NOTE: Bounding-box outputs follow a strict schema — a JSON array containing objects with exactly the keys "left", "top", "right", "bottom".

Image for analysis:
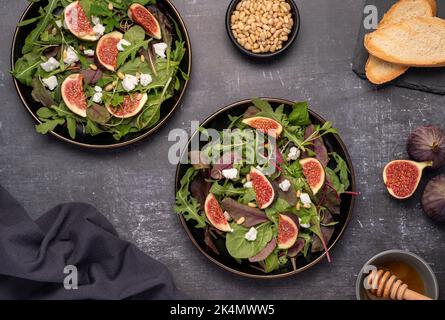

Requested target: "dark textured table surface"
[{"left": 1, "top": 0, "right": 444, "bottom": 300}]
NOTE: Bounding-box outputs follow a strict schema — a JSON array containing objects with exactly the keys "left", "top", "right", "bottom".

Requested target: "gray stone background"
[{"left": 1, "top": 0, "right": 444, "bottom": 299}]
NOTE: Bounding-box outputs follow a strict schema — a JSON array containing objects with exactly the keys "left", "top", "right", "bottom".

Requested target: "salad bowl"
[
  {"left": 11, "top": 0, "right": 191, "bottom": 148},
  {"left": 175, "top": 98, "right": 356, "bottom": 279}
]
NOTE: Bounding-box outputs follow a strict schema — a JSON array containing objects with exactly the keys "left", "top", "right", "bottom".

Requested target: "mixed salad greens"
[
  {"left": 175, "top": 98, "right": 353, "bottom": 273},
  {"left": 13, "top": 0, "right": 187, "bottom": 141}
]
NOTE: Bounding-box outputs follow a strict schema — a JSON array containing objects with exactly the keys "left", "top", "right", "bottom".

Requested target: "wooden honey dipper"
[{"left": 365, "top": 269, "right": 432, "bottom": 300}]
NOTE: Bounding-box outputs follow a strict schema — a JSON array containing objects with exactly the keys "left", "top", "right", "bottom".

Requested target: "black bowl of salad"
[
  {"left": 11, "top": 0, "right": 191, "bottom": 148},
  {"left": 175, "top": 98, "right": 357, "bottom": 279}
]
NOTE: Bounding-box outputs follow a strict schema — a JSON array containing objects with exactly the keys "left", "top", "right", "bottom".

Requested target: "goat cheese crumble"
[
  {"left": 222, "top": 168, "right": 238, "bottom": 180},
  {"left": 42, "top": 76, "right": 58, "bottom": 91},
  {"left": 40, "top": 57, "right": 60, "bottom": 72},
  {"left": 287, "top": 146, "right": 300, "bottom": 161},
  {"left": 244, "top": 227, "right": 258, "bottom": 241},
  {"left": 63, "top": 46, "right": 79, "bottom": 65},
  {"left": 243, "top": 181, "right": 253, "bottom": 188},
  {"left": 299, "top": 218, "right": 311, "bottom": 229},
  {"left": 140, "top": 73, "right": 153, "bottom": 86},
  {"left": 299, "top": 193, "right": 312, "bottom": 205},
  {"left": 122, "top": 74, "right": 139, "bottom": 92},
  {"left": 279, "top": 179, "right": 291, "bottom": 192},
  {"left": 153, "top": 42, "right": 168, "bottom": 58},
  {"left": 84, "top": 49, "right": 95, "bottom": 56}
]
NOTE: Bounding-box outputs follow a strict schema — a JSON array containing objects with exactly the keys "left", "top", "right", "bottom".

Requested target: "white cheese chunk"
[
  {"left": 243, "top": 181, "right": 253, "bottom": 189},
  {"left": 84, "top": 49, "right": 95, "bottom": 56},
  {"left": 94, "top": 86, "right": 103, "bottom": 93},
  {"left": 93, "top": 23, "right": 105, "bottom": 37},
  {"left": 299, "top": 218, "right": 311, "bottom": 229},
  {"left": 55, "top": 20, "right": 62, "bottom": 28},
  {"left": 153, "top": 42, "right": 168, "bottom": 58},
  {"left": 64, "top": 46, "right": 79, "bottom": 65},
  {"left": 42, "top": 76, "right": 58, "bottom": 91},
  {"left": 40, "top": 57, "right": 60, "bottom": 72},
  {"left": 91, "top": 16, "right": 101, "bottom": 25},
  {"left": 117, "top": 39, "right": 131, "bottom": 51},
  {"left": 287, "top": 146, "right": 300, "bottom": 161},
  {"left": 245, "top": 227, "right": 258, "bottom": 241},
  {"left": 140, "top": 73, "right": 153, "bottom": 86},
  {"left": 300, "top": 193, "right": 312, "bottom": 205},
  {"left": 279, "top": 179, "right": 291, "bottom": 192},
  {"left": 92, "top": 92, "right": 103, "bottom": 103},
  {"left": 122, "top": 74, "right": 139, "bottom": 92},
  {"left": 222, "top": 168, "right": 238, "bottom": 180}
]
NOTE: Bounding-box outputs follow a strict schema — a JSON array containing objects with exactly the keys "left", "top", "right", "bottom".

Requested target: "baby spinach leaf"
[
  {"left": 124, "top": 25, "right": 146, "bottom": 43},
  {"left": 226, "top": 223, "right": 274, "bottom": 259},
  {"left": 289, "top": 101, "right": 311, "bottom": 126},
  {"left": 66, "top": 117, "right": 77, "bottom": 139},
  {"left": 264, "top": 250, "right": 279, "bottom": 273}
]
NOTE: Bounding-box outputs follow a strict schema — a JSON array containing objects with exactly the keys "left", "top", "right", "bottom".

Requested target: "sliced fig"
[
  {"left": 383, "top": 160, "right": 432, "bottom": 199},
  {"left": 61, "top": 74, "right": 88, "bottom": 118},
  {"left": 204, "top": 193, "right": 232, "bottom": 232},
  {"left": 250, "top": 167, "right": 275, "bottom": 209},
  {"left": 96, "top": 32, "right": 123, "bottom": 71},
  {"left": 277, "top": 214, "right": 299, "bottom": 250},
  {"left": 221, "top": 198, "right": 269, "bottom": 227},
  {"left": 128, "top": 3, "right": 162, "bottom": 40},
  {"left": 64, "top": 1, "right": 97, "bottom": 41},
  {"left": 300, "top": 157, "right": 326, "bottom": 195},
  {"left": 242, "top": 116, "right": 283, "bottom": 138},
  {"left": 107, "top": 93, "right": 147, "bottom": 119}
]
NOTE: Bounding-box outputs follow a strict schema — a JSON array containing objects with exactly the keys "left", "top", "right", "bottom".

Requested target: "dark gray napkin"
[
  {"left": 352, "top": 0, "right": 445, "bottom": 95},
  {"left": 0, "top": 185, "right": 185, "bottom": 300}
]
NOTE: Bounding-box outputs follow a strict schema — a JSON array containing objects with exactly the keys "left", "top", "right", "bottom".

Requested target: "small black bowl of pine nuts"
[{"left": 226, "top": 0, "right": 300, "bottom": 58}]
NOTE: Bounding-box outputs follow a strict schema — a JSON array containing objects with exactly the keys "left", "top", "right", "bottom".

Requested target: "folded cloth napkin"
[
  {"left": 352, "top": 0, "right": 445, "bottom": 95},
  {"left": 0, "top": 185, "right": 185, "bottom": 300}
]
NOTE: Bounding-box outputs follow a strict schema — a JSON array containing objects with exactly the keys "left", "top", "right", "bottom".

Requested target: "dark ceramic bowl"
[
  {"left": 175, "top": 98, "right": 356, "bottom": 279},
  {"left": 356, "top": 250, "right": 439, "bottom": 300},
  {"left": 11, "top": 0, "right": 192, "bottom": 149},
  {"left": 225, "top": 0, "right": 300, "bottom": 58}
]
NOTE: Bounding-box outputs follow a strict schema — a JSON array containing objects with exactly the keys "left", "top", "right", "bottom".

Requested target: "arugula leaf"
[
  {"left": 22, "top": 0, "right": 60, "bottom": 54},
  {"left": 330, "top": 152, "right": 350, "bottom": 192},
  {"left": 35, "top": 118, "right": 65, "bottom": 134},
  {"left": 289, "top": 102, "right": 311, "bottom": 126},
  {"left": 116, "top": 40, "right": 150, "bottom": 68},
  {"left": 174, "top": 168, "right": 207, "bottom": 228},
  {"left": 13, "top": 50, "right": 42, "bottom": 86},
  {"left": 66, "top": 117, "right": 77, "bottom": 139},
  {"left": 226, "top": 223, "right": 274, "bottom": 259}
]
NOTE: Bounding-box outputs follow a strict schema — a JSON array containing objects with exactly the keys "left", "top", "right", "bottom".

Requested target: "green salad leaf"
[
  {"left": 174, "top": 168, "right": 206, "bottom": 228},
  {"left": 226, "top": 223, "right": 274, "bottom": 259}
]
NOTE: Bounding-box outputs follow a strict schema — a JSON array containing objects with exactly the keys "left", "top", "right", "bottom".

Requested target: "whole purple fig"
[
  {"left": 407, "top": 126, "right": 445, "bottom": 169},
  {"left": 422, "top": 175, "right": 445, "bottom": 223}
]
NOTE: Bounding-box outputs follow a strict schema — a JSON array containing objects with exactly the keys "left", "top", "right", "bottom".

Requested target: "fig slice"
[
  {"left": 300, "top": 157, "right": 326, "bottom": 195},
  {"left": 242, "top": 116, "right": 283, "bottom": 138},
  {"left": 107, "top": 93, "right": 148, "bottom": 119},
  {"left": 250, "top": 167, "right": 276, "bottom": 209},
  {"left": 128, "top": 3, "right": 162, "bottom": 40},
  {"left": 277, "top": 214, "right": 299, "bottom": 250},
  {"left": 96, "top": 32, "right": 123, "bottom": 71},
  {"left": 383, "top": 160, "right": 432, "bottom": 199},
  {"left": 204, "top": 193, "right": 232, "bottom": 232},
  {"left": 61, "top": 74, "right": 88, "bottom": 118},
  {"left": 64, "top": 1, "right": 97, "bottom": 41}
]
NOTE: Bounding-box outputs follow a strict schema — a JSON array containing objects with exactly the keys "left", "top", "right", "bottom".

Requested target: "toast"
[
  {"left": 365, "top": 0, "right": 436, "bottom": 84},
  {"left": 365, "top": 17, "right": 445, "bottom": 67}
]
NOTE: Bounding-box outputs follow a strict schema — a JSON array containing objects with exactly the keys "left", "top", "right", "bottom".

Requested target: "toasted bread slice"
[
  {"left": 379, "top": 0, "right": 434, "bottom": 28},
  {"left": 425, "top": 0, "right": 437, "bottom": 15},
  {"left": 365, "top": 17, "right": 445, "bottom": 67},
  {"left": 365, "top": 0, "right": 435, "bottom": 84}
]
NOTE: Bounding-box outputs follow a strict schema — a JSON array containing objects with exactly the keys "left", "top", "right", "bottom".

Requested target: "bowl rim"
[
  {"left": 355, "top": 249, "right": 440, "bottom": 300},
  {"left": 10, "top": 0, "right": 192, "bottom": 149},
  {"left": 174, "top": 97, "right": 357, "bottom": 279},
  {"left": 225, "top": 0, "right": 301, "bottom": 58}
]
